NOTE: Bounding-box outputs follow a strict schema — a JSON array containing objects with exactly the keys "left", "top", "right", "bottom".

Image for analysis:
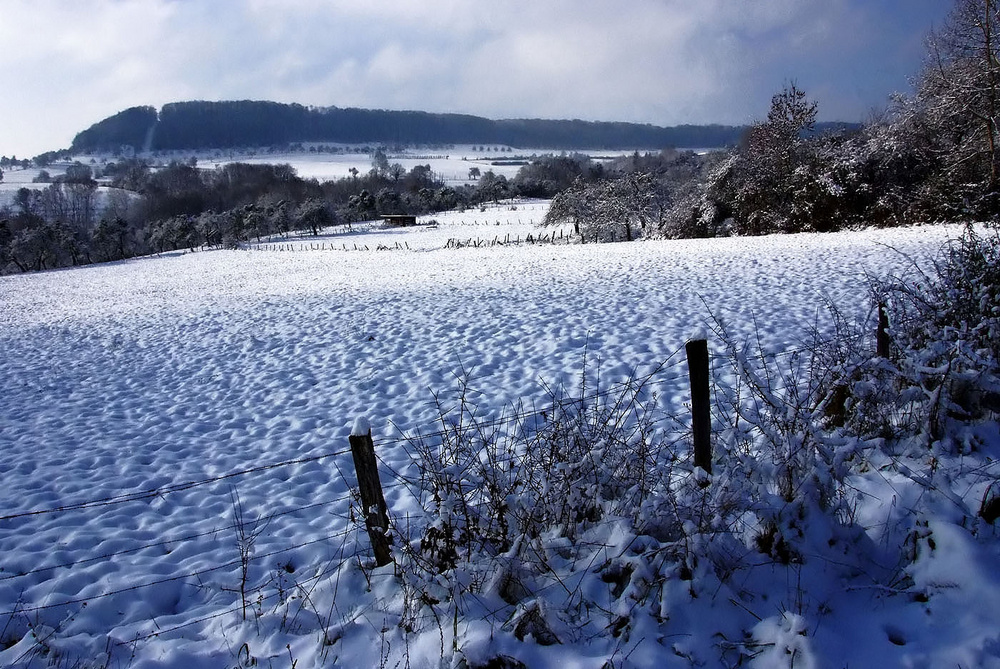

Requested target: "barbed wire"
[
  {"left": 369, "top": 360, "right": 691, "bottom": 480},
  {"left": 117, "top": 555, "right": 344, "bottom": 647},
  {"left": 374, "top": 355, "right": 690, "bottom": 448},
  {"left": 0, "top": 525, "right": 361, "bottom": 619},
  {"left": 0, "top": 492, "right": 356, "bottom": 585},
  {"left": 0, "top": 447, "right": 354, "bottom": 523},
  {"left": 3, "top": 349, "right": 689, "bottom": 528}
]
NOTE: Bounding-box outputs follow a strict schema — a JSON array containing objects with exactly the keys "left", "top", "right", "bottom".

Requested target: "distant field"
[
  {"left": 182, "top": 145, "right": 642, "bottom": 184},
  {"left": 0, "top": 146, "right": 645, "bottom": 209}
]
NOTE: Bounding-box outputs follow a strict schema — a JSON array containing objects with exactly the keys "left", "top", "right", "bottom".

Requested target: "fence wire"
[
  {"left": 0, "top": 447, "right": 354, "bottom": 523},
  {"left": 0, "top": 343, "right": 713, "bottom": 651},
  {"left": 0, "top": 524, "right": 361, "bottom": 619}
]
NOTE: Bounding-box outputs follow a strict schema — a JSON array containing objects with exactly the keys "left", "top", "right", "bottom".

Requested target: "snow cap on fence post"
[
  {"left": 688, "top": 325, "right": 708, "bottom": 343},
  {"left": 352, "top": 416, "right": 371, "bottom": 437}
]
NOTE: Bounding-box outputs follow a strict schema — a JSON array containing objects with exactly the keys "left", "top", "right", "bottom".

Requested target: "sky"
[{"left": 0, "top": 0, "right": 952, "bottom": 159}]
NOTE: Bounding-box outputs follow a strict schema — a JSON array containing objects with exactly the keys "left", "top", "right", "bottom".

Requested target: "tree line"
[
  {"left": 544, "top": 0, "right": 1000, "bottom": 241},
  {"left": 0, "top": 149, "right": 605, "bottom": 273},
  {"left": 67, "top": 100, "right": 756, "bottom": 155}
]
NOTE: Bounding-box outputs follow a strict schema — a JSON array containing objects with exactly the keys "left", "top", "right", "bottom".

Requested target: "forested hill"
[{"left": 69, "top": 100, "right": 755, "bottom": 153}]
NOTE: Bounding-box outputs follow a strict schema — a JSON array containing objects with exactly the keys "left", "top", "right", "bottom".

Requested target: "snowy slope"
[{"left": 0, "top": 208, "right": 995, "bottom": 668}]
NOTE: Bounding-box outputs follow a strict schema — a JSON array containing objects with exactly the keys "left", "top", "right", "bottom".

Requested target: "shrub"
[{"left": 878, "top": 224, "right": 1000, "bottom": 445}]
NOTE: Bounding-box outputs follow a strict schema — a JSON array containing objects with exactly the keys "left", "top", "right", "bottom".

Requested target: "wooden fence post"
[
  {"left": 877, "top": 302, "right": 890, "bottom": 358},
  {"left": 686, "top": 338, "right": 712, "bottom": 475},
  {"left": 349, "top": 418, "right": 393, "bottom": 567}
]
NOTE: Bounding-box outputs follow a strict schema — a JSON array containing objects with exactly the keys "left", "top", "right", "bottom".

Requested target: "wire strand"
[
  {"left": 0, "top": 447, "right": 353, "bottom": 523},
  {"left": 0, "top": 493, "right": 356, "bottom": 584},
  {"left": 0, "top": 526, "right": 360, "bottom": 618}
]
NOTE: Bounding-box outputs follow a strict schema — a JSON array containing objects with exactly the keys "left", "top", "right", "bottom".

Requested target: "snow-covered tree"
[
  {"left": 543, "top": 174, "right": 654, "bottom": 242},
  {"left": 924, "top": 0, "right": 1000, "bottom": 190},
  {"left": 371, "top": 147, "right": 390, "bottom": 178},
  {"left": 295, "top": 198, "right": 337, "bottom": 236},
  {"left": 726, "top": 83, "right": 820, "bottom": 234},
  {"left": 476, "top": 170, "right": 509, "bottom": 203},
  {"left": 587, "top": 173, "right": 656, "bottom": 242},
  {"left": 543, "top": 178, "right": 593, "bottom": 235}
]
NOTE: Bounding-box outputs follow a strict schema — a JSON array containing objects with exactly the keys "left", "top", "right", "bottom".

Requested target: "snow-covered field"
[
  {"left": 1, "top": 206, "right": 997, "bottom": 668},
  {"left": 0, "top": 167, "right": 50, "bottom": 207},
  {"left": 0, "top": 146, "right": 635, "bottom": 208},
  {"left": 195, "top": 145, "right": 535, "bottom": 185},
  {"left": 145, "top": 145, "right": 638, "bottom": 186}
]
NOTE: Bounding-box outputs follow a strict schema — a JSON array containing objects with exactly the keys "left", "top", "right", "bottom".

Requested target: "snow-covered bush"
[
  {"left": 399, "top": 366, "right": 684, "bottom": 573},
  {"left": 878, "top": 225, "right": 1000, "bottom": 445},
  {"left": 801, "top": 226, "right": 1000, "bottom": 458},
  {"left": 707, "top": 223, "right": 999, "bottom": 567},
  {"left": 709, "top": 312, "right": 871, "bottom": 564},
  {"left": 388, "top": 362, "right": 767, "bottom": 659}
]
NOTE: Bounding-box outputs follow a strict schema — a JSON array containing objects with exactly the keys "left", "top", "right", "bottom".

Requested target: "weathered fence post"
[
  {"left": 877, "top": 302, "right": 890, "bottom": 358},
  {"left": 685, "top": 338, "right": 712, "bottom": 475},
  {"left": 349, "top": 418, "right": 393, "bottom": 567}
]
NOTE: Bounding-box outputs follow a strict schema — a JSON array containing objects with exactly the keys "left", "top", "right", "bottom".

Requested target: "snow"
[
  {"left": 688, "top": 326, "right": 708, "bottom": 342},
  {"left": 0, "top": 206, "right": 997, "bottom": 668},
  {"left": 0, "top": 167, "right": 51, "bottom": 207},
  {"left": 351, "top": 416, "right": 370, "bottom": 437},
  {"left": 184, "top": 145, "right": 637, "bottom": 186}
]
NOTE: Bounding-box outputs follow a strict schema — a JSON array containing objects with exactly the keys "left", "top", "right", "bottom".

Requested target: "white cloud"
[{"left": 0, "top": 0, "right": 951, "bottom": 157}]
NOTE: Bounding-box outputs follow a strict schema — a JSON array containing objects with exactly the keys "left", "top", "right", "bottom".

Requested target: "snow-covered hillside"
[{"left": 0, "top": 206, "right": 996, "bottom": 668}]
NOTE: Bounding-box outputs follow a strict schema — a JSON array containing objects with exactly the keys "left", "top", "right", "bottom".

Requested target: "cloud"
[{"left": 0, "top": 0, "right": 951, "bottom": 157}]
